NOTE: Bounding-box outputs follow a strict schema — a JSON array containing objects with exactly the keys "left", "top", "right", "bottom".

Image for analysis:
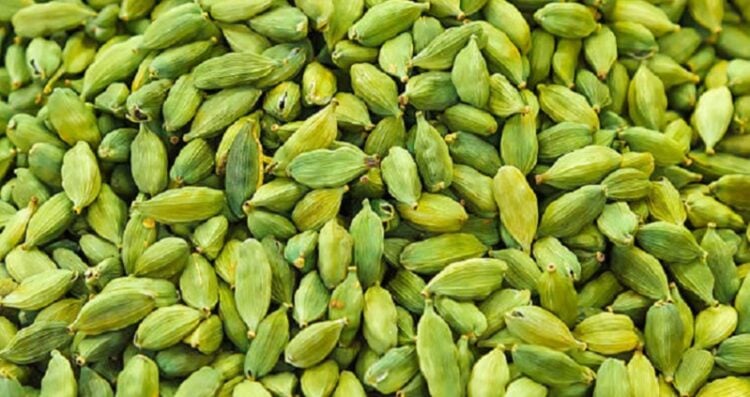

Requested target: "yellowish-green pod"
[
  {"left": 694, "top": 86, "right": 733, "bottom": 154},
  {"left": 79, "top": 366, "right": 113, "bottom": 397},
  {"left": 538, "top": 185, "right": 607, "bottom": 238},
  {"left": 302, "top": 62, "right": 337, "bottom": 107},
  {"left": 511, "top": 344, "right": 595, "bottom": 387},
  {"left": 715, "top": 334, "right": 750, "bottom": 374},
  {"left": 101, "top": 277, "right": 179, "bottom": 308},
  {"left": 224, "top": 115, "right": 263, "bottom": 218},
  {"left": 574, "top": 312, "right": 639, "bottom": 355},
  {"left": 414, "top": 113, "right": 453, "bottom": 192},
  {"left": 23, "top": 192, "right": 73, "bottom": 249},
  {"left": 82, "top": 36, "right": 148, "bottom": 99},
  {"left": 218, "top": 23, "right": 269, "bottom": 56},
  {"left": 61, "top": 141, "right": 101, "bottom": 214},
  {"left": 289, "top": 146, "right": 376, "bottom": 190},
  {"left": 348, "top": 0, "right": 428, "bottom": 47},
  {"left": 11, "top": 2, "right": 96, "bottom": 38},
  {"left": 291, "top": 186, "right": 347, "bottom": 231},
  {"left": 134, "top": 305, "right": 202, "bottom": 350},
  {"left": 185, "top": 86, "right": 264, "bottom": 142},
  {"left": 533, "top": 3, "right": 598, "bottom": 39},
  {"left": 536, "top": 145, "right": 622, "bottom": 190},
  {"left": 116, "top": 355, "right": 159, "bottom": 397},
  {"left": 271, "top": 102, "right": 338, "bottom": 175},
  {"left": 492, "top": 166, "right": 537, "bottom": 252},
  {"left": 328, "top": 268, "right": 364, "bottom": 345},
  {"left": 292, "top": 271, "right": 328, "bottom": 326},
  {"left": 400, "top": 233, "right": 486, "bottom": 274},
  {"left": 593, "top": 358, "right": 631, "bottom": 397},
  {"left": 86, "top": 184, "right": 127, "bottom": 246},
  {"left": 218, "top": 281, "right": 249, "bottom": 352},
  {"left": 209, "top": 0, "right": 273, "bottom": 22},
  {"left": 130, "top": 123, "right": 168, "bottom": 195},
  {"left": 500, "top": 110, "right": 537, "bottom": 175},
  {"left": 378, "top": 32, "right": 413, "bottom": 83},
  {"left": 506, "top": 305, "right": 584, "bottom": 351},
  {"left": 536, "top": 262, "right": 579, "bottom": 326},
  {"left": 424, "top": 258, "right": 506, "bottom": 300},
  {"left": 244, "top": 306, "right": 289, "bottom": 379},
  {"left": 505, "top": 377, "right": 547, "bottom": 397},
  {"left": 141, "top": 3, "right": 212, "bottom": 50},
  {"left": 119, "top": 0, "right": 156, "bottom": 21},
  {"left": 416, "top": 302, "right": 462, "bottom": 397},
  {"left": 628, "top": 65, "right": 668, "bottom": 131},
  {"left": 381, "top": 147, "right": 421, "bottom": 208},
  {"left": 300, "top": 360, "right": 339, "bottom": 397},
  {"left": 284, "top": 319, "right": 346, "bottom": 369},
  {"left": 332, "top": 40, "right": 378, "bottom": 70},
  {"left": 363, "top": 285, "right": 398, "bottom": 354},
  {"left": 401, "top": 71, "right": 459, "bottom": 111},
  {"left": 163, "top": 73, "right": 202, "bottom": 133},
  {"left": 70, "top": 290, "right": 155, "bottom": 335},
  {"left": 596, "top": 202, "right": 639, "bottom": 246},
  {"left": 483, "top": 0, "right": 530, "bottom": 54},
  {"left": 584, "top": 26, "right": 617, "bottom": 79},
  {"left": 451, "top": 164, "right": 496, "bottom": 218},
  {"left": 538, "top": 84, "right": 599, "bottom": 131},
  {"left": 364, "top": 345, "right": 418, "bottom": 394},
  {"left": 397, "top": 193, "right": 467, "bottom": 234},
  {"left": 1, "top": 269, "right": 76, "bottom": 311},
  {"left": 235, "top": 239, "right": 272, "bottom": 338},
  {"left": 467, "top": 347, "right": 510, "bottom": 397},
  {"left": 193, "top": 52, "right": 278, "bottom": 90},
  {"left": 611, "top": 0, "right": 679, "bottom": 36},
  {"left": 673, "top": 348, "right": 714, "bottom": 396},
  {"left": 348, "top": 199, "right": 384, "bottom": 287},
  {"left": 452, "top": 35, "right": 490, "bottom": 108},
  {"left": 696, "top": 377, "right": 750, "bottom": 397},
  {"left": 351, "top": 62, "right": 401, "bottom": 117},
  {"left": 317, "top": 219, "right": 353, "bottom": 289},
  {"left": 174, "top": 366, "right": 222, "bottom": 397},
  {"left": 182, "top": 315, "right": 223, "bottom": 355},
  {"left": 644, "top": 301, "right": 686, "bottom": 381},
  {"left": 552, "top": 38, "right": 581, "bottom": 89},
  {"left": 179, "top": 253, "right": 219, "bottom": 313},
  {"left": 411, "top": 16, "right": 443, "bottom": 56},
  {"left": 132, "top": 187, "right": 226, "bottom": 224},
  {"left": 39, "top": 350, "right": 76, "bottom": 397},
  {"left": 25, "top": 38, "right": 62, "bottom": 82},
  {"left": 693, "top": 305, "right": 738, "bottom": 350},
  {"left": 132, "top": 237, "right": 190, "bottom": 278},
  {"left": 324, "top": 0, "right": 363, "bottom": 49}
]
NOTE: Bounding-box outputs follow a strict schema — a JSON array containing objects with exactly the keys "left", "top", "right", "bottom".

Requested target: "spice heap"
[{"left": 1, "top": 0, "right": 750, "bottom": 396}]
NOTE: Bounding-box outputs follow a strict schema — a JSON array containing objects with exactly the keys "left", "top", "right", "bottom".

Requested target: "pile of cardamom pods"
[{"left": 1, "top": 0, "right": 750, "bottom": 395}]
